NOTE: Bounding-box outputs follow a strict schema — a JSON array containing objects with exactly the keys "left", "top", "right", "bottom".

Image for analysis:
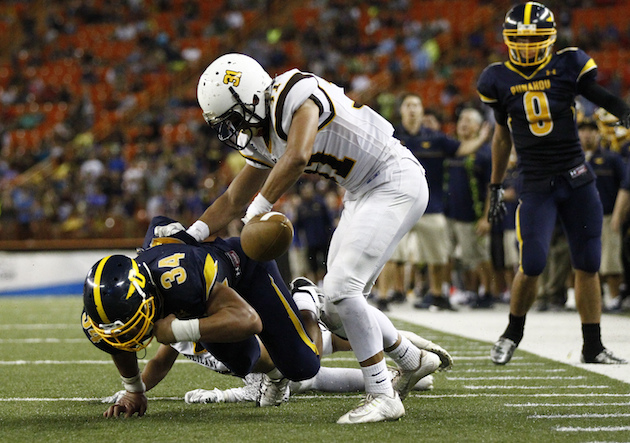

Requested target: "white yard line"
[
  {"left": 530, "top": 413, "right": 630, "bottom": 418},
  {"left": 388, "top": 303, "right": 630, "bottom": 384},
  {"left": 555, "top": 425, "right": 630, "bottom": 432},
  {"left": 506, "top": 401, "right": 630, "bottom": 407}
]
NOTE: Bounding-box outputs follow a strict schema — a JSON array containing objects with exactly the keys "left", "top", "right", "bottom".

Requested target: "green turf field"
[{"left": 1, "top": 296, "right": 629, "bottom": 442}]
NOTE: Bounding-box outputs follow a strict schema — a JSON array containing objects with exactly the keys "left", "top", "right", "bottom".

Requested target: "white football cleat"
[
  {"left": 257, "top": 374, "right": 290, "bottom": 407},
  {"left": 399, "top": 330, "right": 453, "bottom": 371},
  {"left": 185, "top": 388, "right": 225, "bottom": 404},
  {"left": 392, "top": 350, "right": 440, "bottom": 400},
  {"left": 290, "top": 277, "right": 324, "bottom": 318},
  {"left": 388, "top": 368, "right": 434, "bottom": 391},
  {"left": 337, "top": 392, "right": 405, "bottom": 424}
]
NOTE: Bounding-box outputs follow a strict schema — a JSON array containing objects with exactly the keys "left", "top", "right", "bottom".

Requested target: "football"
[{"left": 241, "top": 211, "right": 294, "bottom": 261}]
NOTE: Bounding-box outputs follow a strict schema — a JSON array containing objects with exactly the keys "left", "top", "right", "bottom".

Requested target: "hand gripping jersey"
[
  {"left": 239, "top": 69, "right": 409, "bottom": 194},
  {"left": 477, "top": 48, "right": 596, "bottom": 182}
]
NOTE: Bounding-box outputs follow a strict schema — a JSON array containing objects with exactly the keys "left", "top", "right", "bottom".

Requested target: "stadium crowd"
[{"left": 2, "top": 0, "right": 630, "bottom": 311}]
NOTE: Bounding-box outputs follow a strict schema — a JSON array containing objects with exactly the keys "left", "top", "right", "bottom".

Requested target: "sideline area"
[{"left": 388, "top": 302, "right": 630, "bottom": 384}]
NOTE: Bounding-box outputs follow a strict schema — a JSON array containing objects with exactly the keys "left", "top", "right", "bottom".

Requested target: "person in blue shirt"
[
  {"left": 444, "top": 108, "right": 494, "bottom": 308},
  {"left": 294, "top": 180, "right": 334, "bottom": 285},
  {"left": 478, "top": 2, "right": 628, "bottom": 365},
  {"left": 384, "top": 93, "right": 489, "bottom": 311},
  {"left": 581, "top": 116, "right": 626, "bottom": 305}
]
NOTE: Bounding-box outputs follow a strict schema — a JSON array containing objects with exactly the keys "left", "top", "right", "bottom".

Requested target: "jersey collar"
[{"left": 504, "top": 54, "right": 553, "bottom": 80}]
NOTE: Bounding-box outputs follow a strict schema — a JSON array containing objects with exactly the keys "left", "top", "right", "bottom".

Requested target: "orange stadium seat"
[{"left": 292, "top": 7, "right": 321, "bottom": 31}]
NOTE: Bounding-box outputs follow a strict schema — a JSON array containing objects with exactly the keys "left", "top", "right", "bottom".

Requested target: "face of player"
[{"left": 515, "top": 36, "right": 548, "bottom": 64}]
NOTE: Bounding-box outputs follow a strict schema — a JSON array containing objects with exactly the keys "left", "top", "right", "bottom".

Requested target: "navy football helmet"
[
  {"left": 83, "top": 255, "right": 160, "bottom": 352},
  {"left": 503, "top": 2, "right": 556, "bottom": 67}
]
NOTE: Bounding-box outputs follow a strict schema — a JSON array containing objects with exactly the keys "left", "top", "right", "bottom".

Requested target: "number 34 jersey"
[
  {"left": 477, "top": 47, "right": 596, "bottom": 179},
  {"left": 239, "top": 69, "right": 414, "bottom": 194}
]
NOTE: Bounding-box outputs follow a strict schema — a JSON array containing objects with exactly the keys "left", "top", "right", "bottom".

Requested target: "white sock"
[
  {"left": 361, "top": 359, "right": 393, "bottom": 396},
  {"left": 387, "top": 336, "right": 422, "bottom": 371}
]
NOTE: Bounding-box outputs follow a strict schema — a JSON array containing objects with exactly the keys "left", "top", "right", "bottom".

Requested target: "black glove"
[
  {"left": 488, "top": 183, "right": 507, "bottom": 225},
  {"left": 621, "top": 111, "right": 630, "bottom": 129}
]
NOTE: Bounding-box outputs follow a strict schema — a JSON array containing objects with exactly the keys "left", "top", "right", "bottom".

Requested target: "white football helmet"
[{"left": 197, "top": 53, "right": 272, "bottom": 150}]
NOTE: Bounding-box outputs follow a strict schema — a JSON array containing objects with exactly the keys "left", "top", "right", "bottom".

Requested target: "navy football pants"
[{"left": 516, "top": 178, "right": 602, "bottom": 276}]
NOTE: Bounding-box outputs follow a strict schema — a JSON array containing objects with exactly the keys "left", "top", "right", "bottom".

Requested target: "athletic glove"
[
  {"left": 154, "top": 222, "right": 185, "bottom": 237},
  {"left": 488, "top": 183, "right": 507, "bottom": 225},
  {"left": 102, "top": 390, "right": 126, "bottom": 404}
]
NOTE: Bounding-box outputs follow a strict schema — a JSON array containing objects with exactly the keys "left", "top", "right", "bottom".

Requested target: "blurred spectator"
[{"left": 293, "top": 180, "right": 334, "bottom": 285}]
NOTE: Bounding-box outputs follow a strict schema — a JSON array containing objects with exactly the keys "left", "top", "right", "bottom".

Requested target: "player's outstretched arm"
[
  {"left": 192, "top": 164, "right": 269, "bottom": 240},
  {"left": 141, "top": 344, "right": 180, "bottom": 391},
  {"left": 104, "top": 352, "right": 147, "bottom": 418}
]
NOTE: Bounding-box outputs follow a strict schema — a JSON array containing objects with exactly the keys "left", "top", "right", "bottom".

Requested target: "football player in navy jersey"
[
  {"left": 179, "top": 54, "right": 442, "bottom": 423},
  {"left": 81, "top": 216, "right": 321, "bottom": 417},
  {"left": 478, "top": 2, "right": 628, "bottom": 365}
]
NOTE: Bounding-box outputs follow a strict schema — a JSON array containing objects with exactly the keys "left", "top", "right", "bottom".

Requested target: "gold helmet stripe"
[
  {"left": 524, "top": 2, "right": 533, "bottom": 25},
  {"left": 93, "top": 255, "right": 112, "bottom": 324}
]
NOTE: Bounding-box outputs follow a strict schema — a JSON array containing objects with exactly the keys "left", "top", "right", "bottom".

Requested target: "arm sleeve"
[{"left": 579, "top": 80, "right": 630, "bottom": 120}]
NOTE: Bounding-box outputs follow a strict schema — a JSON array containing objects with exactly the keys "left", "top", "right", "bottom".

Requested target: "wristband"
[
  {"left": 121, "top": 373, "right": 146, "bottom": 393},
  {"left": 243, "top": 193, "right": 274, "bottom": 224},
  {"left": 171, "top": 318, "right": 201, "bottom": 343},
  {"left": 186, "top": 220, "right": 210, "bottom": 242}
]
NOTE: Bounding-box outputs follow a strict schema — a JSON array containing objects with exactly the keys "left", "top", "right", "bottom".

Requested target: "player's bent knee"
[
  {"left": 280, "top": 355, "right": 320, "bottom": 381},
  {"left": 520, "top": 261, "right": 546, "bottom": 277}
]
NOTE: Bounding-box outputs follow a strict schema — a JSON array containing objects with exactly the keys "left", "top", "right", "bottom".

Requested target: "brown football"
[{"left": 241, "top": 211, "right": 294, "bottom": 261}]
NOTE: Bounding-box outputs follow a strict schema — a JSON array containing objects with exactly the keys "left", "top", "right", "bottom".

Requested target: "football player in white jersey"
[{"left": 179, "top": 53, "right": 440, "bottom": 423}]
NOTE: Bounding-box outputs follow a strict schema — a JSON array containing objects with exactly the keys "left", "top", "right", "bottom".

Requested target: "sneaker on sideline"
[
  {"left": 491, "top": 337, "right": 517, "bottom": 365},
  {"left": 581, "top": 348, "right": 628, "bottom": 364}
]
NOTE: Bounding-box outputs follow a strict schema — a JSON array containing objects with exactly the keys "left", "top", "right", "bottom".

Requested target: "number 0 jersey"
[
  {"left": 239, "top": 69, "right": 415, "bottom": 194},
  {"left": 477, "top": 47, "right": 597, "bottom": 180}
]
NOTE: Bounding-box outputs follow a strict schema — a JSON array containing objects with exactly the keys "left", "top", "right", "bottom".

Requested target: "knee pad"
[{"left": 571, "top": 237, "right": 601, "bottom": 273}]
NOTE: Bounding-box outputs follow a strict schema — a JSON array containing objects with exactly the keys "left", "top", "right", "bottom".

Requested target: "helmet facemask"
[
  {"left": 203, "top": 85, "right": 268, "bottom": 150},
  {"left": 88, "top": 292, "right": 156, "bottom": 353},
  {"left": 503, "top": 30, "right": 556, "bottom": 66}
]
